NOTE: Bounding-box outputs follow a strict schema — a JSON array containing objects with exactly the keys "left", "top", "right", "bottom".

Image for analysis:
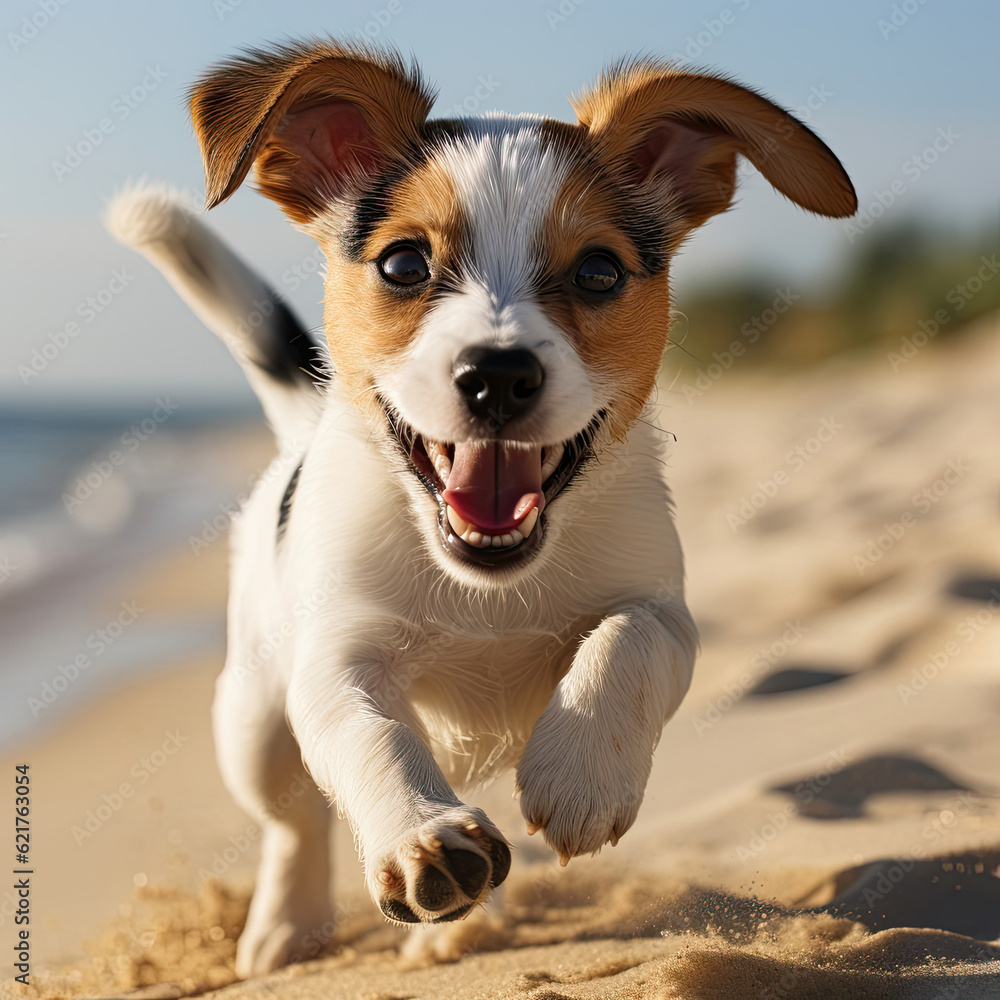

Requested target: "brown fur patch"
[
  {"left": 572, "top": 58, "right": 857, "bottom": 226},
  {"left": 189, "top": 45, "right": 854, "bottom": 444},
  {"left": 529, "top": 59, "right": 857, "bottom": 438},
  {"left": 534, "top": 147, "right": 673, "bottom": 439},
  {"left": 554, "top": 278, "right": 672, "bottom": 442},
  {"left": 320, "top": 158, "right": 467, "bottom": 415},
  {"left": 188, "top": 41, "right": 433, "bottom": 221}
]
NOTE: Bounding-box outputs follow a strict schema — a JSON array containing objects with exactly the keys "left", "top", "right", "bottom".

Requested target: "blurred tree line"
[{"left": 669, "top": 219, "right": 999, "bottom": 370}]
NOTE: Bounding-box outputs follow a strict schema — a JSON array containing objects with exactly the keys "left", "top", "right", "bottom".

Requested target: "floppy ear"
[
  {"left": 572, "top": 60, "right": 856, "bottom": 236},
  {"left": 189, "top": 40, "right": 434, "bottom": 224}
]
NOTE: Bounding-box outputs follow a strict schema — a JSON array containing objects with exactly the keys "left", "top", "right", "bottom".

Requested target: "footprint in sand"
[
  {"left": 818, "top": 851, "right": 1000, "bottom": 940},
  {"left": 745, "top": 665, "right": 852, "bottom": 697},
  {"left": 947, "top": 574, "right": 1000, "bottom": 603},
  {"left": 770, "top": 753, "right": 976, "bottom": 819}
]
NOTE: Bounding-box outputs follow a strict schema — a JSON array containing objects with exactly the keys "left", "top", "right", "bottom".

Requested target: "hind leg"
[{"left": 213, "top": 659, "right": 334, "bottom": 977}]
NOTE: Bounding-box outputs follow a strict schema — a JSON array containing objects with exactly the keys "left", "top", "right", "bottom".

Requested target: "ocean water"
[{"left": 0, "top": 404, "right": 262, "bottom": 749}]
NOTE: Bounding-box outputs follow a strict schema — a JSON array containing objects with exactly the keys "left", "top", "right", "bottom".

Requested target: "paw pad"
[{"left": 374, "top": 811, "right": 510, "bottom": 924}]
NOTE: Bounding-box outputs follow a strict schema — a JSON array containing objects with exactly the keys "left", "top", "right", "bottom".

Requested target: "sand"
[{"left": 3, "top": 318, "right": 998, "bottom": 999}]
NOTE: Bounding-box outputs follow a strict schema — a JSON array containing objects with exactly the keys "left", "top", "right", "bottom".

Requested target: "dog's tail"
[{"left": 105, "top": 181, "right": 324, "bottom": 441}]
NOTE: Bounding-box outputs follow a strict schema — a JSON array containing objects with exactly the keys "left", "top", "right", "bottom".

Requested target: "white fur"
[
  {"left": 109, "top": 169, "right": 697, "bottom": 977},
  {"left": 104, "top": 182, "right": 322, "bottom": 439},
  {"left": 380, "top": 118, "right": 600, "bottom": 448},
  {"left": 382, "top": 282, "right": 599, "bottom": 448},
  {"left": 438, "top": 115, "right": 569, "bottom": 305}
]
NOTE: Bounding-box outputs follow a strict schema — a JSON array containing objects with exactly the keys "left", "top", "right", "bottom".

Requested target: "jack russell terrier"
[{"left": 107, "top": 40, "right": 856, "bottom": 976}]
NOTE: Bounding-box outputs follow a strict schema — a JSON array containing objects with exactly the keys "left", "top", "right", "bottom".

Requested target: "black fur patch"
[
  {"left": 341, "top": 117, "right": 666, "bottom": 279},
  {"left": 339, "top": 121, "right": 469, "bottom": 263},
  {"left": 619, "top": 209, "right": 668, "bottom": 276},
  {"left": 276, "top": 461, "right": 303, "bottom": 541},
  {"left": 256, "top": 299, "right": 323, "bottom": 386},
  {"left": 340, "top": 160, "right": 422, "bottom": 263}
]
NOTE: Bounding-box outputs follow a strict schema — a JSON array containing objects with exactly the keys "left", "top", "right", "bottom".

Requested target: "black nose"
[{"left": 452, "top": 347, "right": 545, "bottom": 425}]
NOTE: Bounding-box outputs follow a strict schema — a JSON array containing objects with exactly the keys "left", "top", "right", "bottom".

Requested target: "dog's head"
[{"left": 189, "top": 41, "right": 855, "bottom": 583}]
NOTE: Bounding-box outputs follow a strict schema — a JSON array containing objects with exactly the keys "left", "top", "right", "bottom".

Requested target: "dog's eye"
[
  {"left": 379, "top": 246, "right": 429, "bottom": 286},
  {"left": 574, "top": 254, "right": 621, "bottom": 293}
]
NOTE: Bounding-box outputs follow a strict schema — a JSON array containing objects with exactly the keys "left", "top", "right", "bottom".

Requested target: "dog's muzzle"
[{"left": 380, "top": 395, "right": 602, "bottom": 569}]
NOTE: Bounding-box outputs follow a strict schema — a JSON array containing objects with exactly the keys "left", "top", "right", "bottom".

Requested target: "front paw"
[
  {"left": 370, "top": 806, "right": 511, "bottom": 924},
  {"left": 515, "top": 716, "right": 649, "bottom": 864}
]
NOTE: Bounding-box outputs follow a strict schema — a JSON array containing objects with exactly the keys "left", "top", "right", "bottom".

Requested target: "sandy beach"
[{"left": 3, "top": 318, "right": 999, "bottom": 1000}]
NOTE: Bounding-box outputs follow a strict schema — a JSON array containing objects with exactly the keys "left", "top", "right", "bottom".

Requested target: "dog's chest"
[{"left": 387, "top": 620, "right": 589, "bottom": 787}]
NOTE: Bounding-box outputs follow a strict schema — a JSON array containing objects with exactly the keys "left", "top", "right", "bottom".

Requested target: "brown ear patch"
[
  {"left": 188, "top": 40, "right": 434, "bottom": 223},
  {"left": 572, "top": 58, "right": 857, "bottom": 233}
]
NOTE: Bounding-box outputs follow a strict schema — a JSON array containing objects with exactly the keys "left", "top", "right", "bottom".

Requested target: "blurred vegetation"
[{"left": 669, "top": 219, "right": 999, "bottom": 372}]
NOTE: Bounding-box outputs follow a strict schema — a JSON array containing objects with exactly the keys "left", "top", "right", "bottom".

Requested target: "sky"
[{"left": 1, "top": 0, "right": 996, "bottom": 406}]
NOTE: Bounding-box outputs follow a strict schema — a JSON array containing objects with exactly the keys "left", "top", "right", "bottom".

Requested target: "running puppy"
[{"left": 108, "top": 41, "right": 856, "bottom": 976}]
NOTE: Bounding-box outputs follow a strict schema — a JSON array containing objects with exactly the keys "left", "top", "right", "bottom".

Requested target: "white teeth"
[
  {"left": 541, "top": 442, "right": 565, "bottom": 481},
  {"left": 444, "top": 503, "right": 541, "bottom": 551},
  {"left": 519, "top": 507, "right": 539, "bottom": 538},
  {"left": 446, "top": 506, "right": 468, "bottom": 536},
  {"left": 425, "top": 439, "right": 452, "bottom": 481}
]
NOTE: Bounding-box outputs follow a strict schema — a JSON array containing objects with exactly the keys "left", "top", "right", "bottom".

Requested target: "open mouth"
[{"left": 380, "top": 402, "right": 600, "bottom": 567}]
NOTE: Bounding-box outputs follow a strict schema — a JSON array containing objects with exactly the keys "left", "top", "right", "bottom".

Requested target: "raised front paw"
[
  {"left": 372, "top": 807, "right": 511, "bottom": 924},
  {"left": 515, "top": 718, "right": 650, "bottom": 865}
]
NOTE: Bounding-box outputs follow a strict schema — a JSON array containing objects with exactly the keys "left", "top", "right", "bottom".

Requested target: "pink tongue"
[{"left": 443, "top": 442, "right": 543, "bottom": 533}]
